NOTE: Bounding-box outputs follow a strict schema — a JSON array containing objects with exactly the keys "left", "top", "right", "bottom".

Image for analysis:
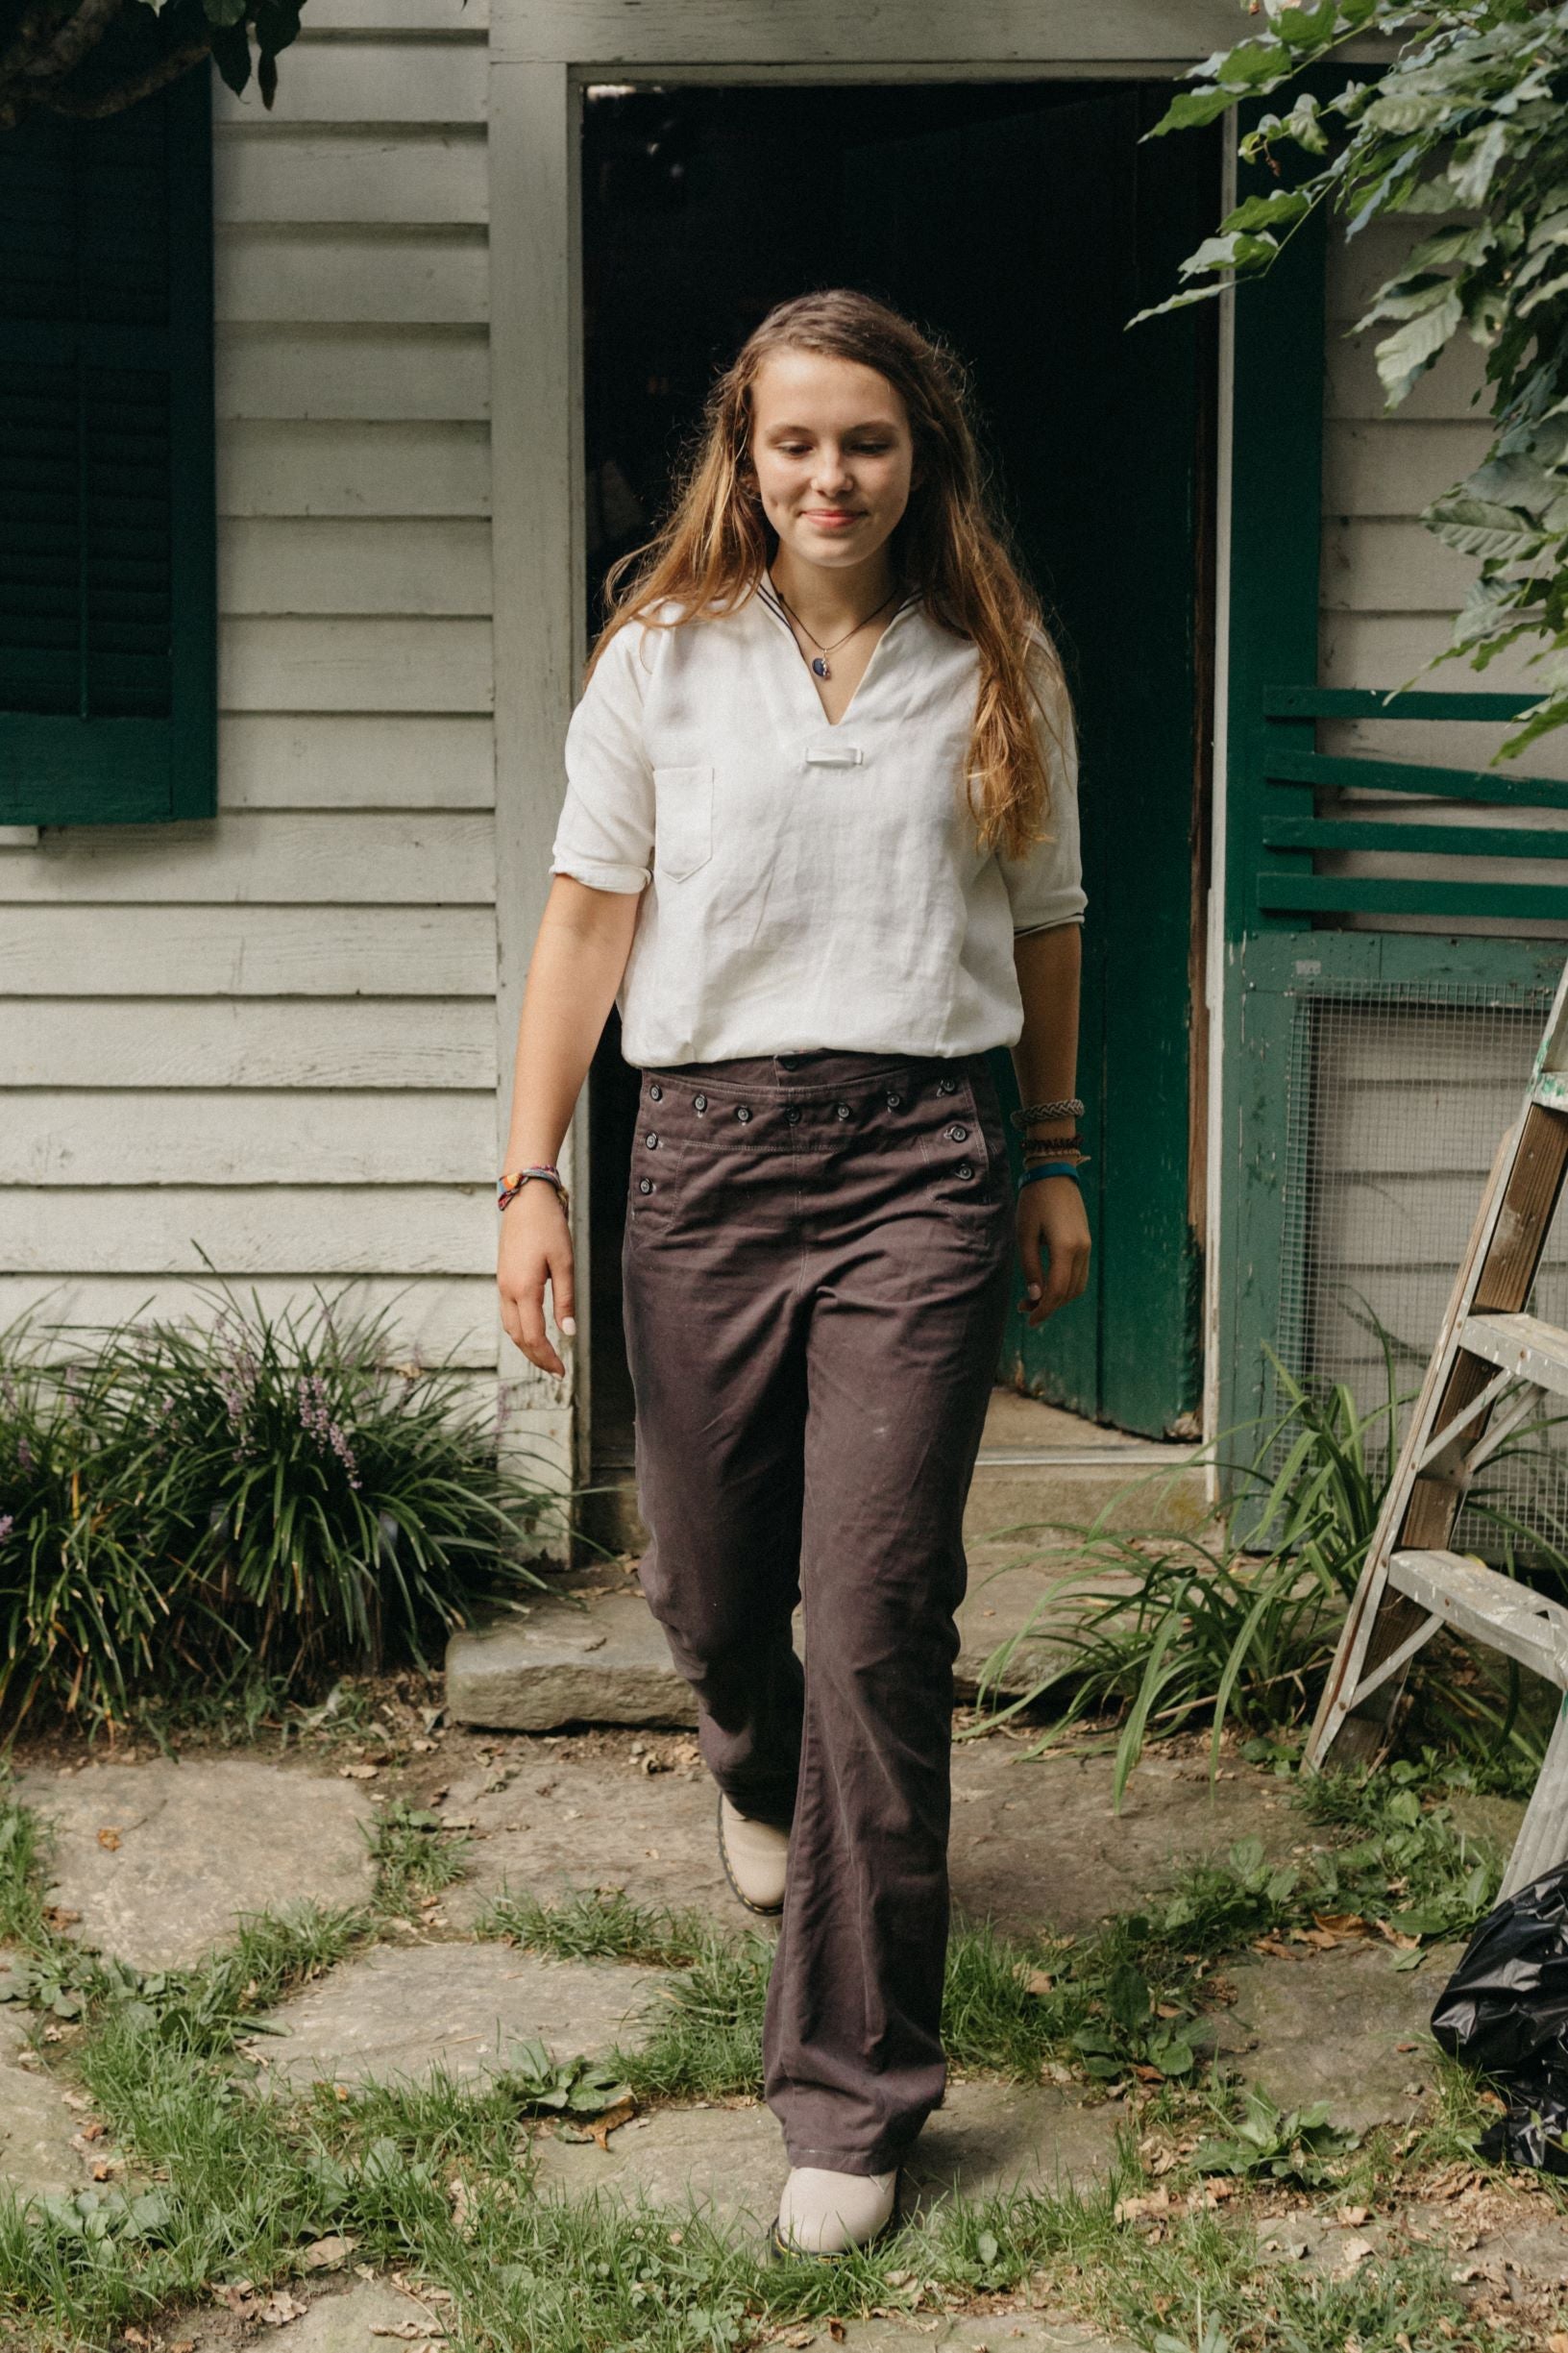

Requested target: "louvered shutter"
[{"left": 0, "top": 64, "right": 214, "bottom": 824}]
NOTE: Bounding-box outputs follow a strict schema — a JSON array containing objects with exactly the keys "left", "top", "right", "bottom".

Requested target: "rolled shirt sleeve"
[
  {"left": 997, "top": 675, "right": 1087, "bottom": 937},
  {"left": 549, "top": 620, "right": 656, "bottom": 895}
]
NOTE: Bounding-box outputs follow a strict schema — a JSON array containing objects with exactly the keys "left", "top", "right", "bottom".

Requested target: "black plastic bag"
[{"left": 1430, "top": 1861, "right": 1568, "bottom": 2172}]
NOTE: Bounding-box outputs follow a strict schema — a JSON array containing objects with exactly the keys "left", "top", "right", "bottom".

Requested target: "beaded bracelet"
[
  {"left": 498, "top": 1164, "right": 570, "bottom": 1215},
  {"left": 1019, "top": 1163, "right": 1082, "bottom": 1189}
]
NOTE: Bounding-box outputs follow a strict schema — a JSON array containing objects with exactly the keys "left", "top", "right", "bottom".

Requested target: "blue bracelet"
[{"left": 1018, "top": 1163, "right": 1082, "bottom": 1189}]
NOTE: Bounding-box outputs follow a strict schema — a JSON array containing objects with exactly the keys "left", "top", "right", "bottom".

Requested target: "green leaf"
[
  {"left": 1221, "top": 188, "right": 1313, "bottom": 235},
  {"left": 1147, "top": 86, "right": 1239, "bottom": 137},
  {"left": 1107, "top": 1962, "right": 1151, "bottom": 2033},
  {"left": 1376, "top": 283, "right": 1463, "bottom": 404}
]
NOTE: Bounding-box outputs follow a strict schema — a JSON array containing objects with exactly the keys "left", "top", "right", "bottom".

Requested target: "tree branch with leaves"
[
  {"left": 0, "top": 0, "right": 305, "bottom": 130},
  {"left": 1144, "top": 0, "right": 1568, "bottom": 762}
]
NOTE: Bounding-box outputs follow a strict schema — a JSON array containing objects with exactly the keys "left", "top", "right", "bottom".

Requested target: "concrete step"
[
  {"left": 446, "top": 1535, "right": 1145, "bottom": 1735},
  {"left": 580, "top": 1390, "right": 1210, "bottom": 1561},
  {"left": 454, "top": 1393, "right": 1211, "bottom": 1735}
]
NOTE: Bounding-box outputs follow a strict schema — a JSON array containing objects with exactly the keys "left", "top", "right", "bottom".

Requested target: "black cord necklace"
[{"left": 769, "top": 576, "right": 900, "bottom": 680}]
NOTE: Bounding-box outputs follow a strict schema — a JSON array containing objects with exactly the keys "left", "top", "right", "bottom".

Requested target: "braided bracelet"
[
  {"left": 1011, "top": 1095, "right": 1085, "bottom": 1133},
  {"left": 498, "top": 1164, "right": 570, "bottom": 1215}
]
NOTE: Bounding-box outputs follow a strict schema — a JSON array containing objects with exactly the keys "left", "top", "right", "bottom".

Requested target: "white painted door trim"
[{"left": 487, "top": 4, "right": 1246, "bottom": 1505}]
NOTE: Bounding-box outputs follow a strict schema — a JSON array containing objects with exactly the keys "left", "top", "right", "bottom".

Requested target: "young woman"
[{"left": 496, "top": 288, "right": 1090, "bottom": 2260}]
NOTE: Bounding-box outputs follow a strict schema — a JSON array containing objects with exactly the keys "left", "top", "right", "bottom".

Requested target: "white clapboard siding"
[
  {"left": 0, "top": 910, "right": 495, "bottom": 996},
  {"left": 0, "top": 815, "right": 494, "bottom": 904},
  {"left": 4, "top": 1189, "right": 490, "bottom": 1276},
  {"left": 1320, "top": 518, "right": 1475, "bottom": 614},
  {"left": 214, "top": 130, "right": 488, "bottom": 226},
  {"left": 219, "top": 422, "right": 490, "bottom": 515},
  {"left": 0, "top": 1001, "right": 495, "bottom": 1090},
  {"left": 0, "top": 13, "right": 513, "bottom": 1374},
  {"left": 221, "top": 716, "right": 495, "bottom": 809},
  {"left": 2, "top": 1093, "right": 493, "bottom": 1186},
  {"left": 222, "top": 518, "right": 492, "bottom": 616},
  {"left": 300, "top": 1, "right": 487, "bottom": 31},
  {"left": 1325, "top": 325, "right": 1489, "bottom": 425},
  {"left": 0, "top": 1278, "right": 502, "bottom": 1370},
  {"left": 1322, "top": 420, "right": 1487, "bottom": 520},
  {"left": 217, "top": 228, "right": 488, "bottom": 326},
  {"left": 217, "top": 326, "right": 489, "bottom": 421},
  {"left": 213, "top": 39, "right": 486, "bottom": 125},
  {"left": 221, "top": 618, "right": 494, "bottom": 714}
]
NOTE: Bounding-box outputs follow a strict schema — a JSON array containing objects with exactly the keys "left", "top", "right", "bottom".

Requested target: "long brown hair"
[{"left": 585, "top": 288, "right": 1072, "bottom": 861}]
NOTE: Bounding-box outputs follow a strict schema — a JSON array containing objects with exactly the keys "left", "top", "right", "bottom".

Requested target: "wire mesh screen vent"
[{"left": 1272, "top": 977, "right": 1568, "bottom": 1560}]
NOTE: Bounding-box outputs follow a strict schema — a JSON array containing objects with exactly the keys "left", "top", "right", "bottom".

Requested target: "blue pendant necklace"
[{"left": 770, "top": 577, "right": 899, "bottom": 680}]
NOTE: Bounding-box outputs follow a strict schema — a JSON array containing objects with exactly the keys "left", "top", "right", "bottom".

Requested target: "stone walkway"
[{"left": 2, "top": 1710, "right": 1561, "bottom": 2351}]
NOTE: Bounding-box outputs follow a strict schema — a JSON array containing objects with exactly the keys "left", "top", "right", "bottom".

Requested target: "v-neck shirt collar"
[{"left": 754, "top": 570, "right": 924, "bottom": 733}]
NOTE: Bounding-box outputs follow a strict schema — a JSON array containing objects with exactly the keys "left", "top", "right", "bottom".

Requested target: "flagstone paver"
[
  {"left": 1224, "top": 1940, "right": 1461, "bottom": 2132},
  {"left": 179, "top": 2275, "right": 440, "bottom": 2353},
  {"left": 249, "top": 1941, "right": 660, "bottom": 2093},
  {"left": 14, "top": 1758, "right": 378, "bottom": 1973},
  {"left": 444, "top": 1738, "right": 1291, "bottom": 1942},
  {"left": 835, "top": 2319, "right": 1131, "bottom": 2353},
  {"left": 531, "top": 2078, "right": 1119, "bottom": 2226},
  {"left": 0, "top": 2008, "right": 85, "bottom": 2203}
]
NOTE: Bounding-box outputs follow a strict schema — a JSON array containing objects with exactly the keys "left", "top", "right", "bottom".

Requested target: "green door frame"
[{"left": 1215, "top": 124, "right": 1567, "bottom": 1467}]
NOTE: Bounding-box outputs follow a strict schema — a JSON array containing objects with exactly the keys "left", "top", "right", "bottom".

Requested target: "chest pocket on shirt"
[{"left": 652, "top": 763, "right": 714, "bottom": 882}]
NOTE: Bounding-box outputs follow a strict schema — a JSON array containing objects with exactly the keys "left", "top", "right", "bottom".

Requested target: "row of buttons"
[{"left": 636, "top": 1075, "right": 979, "bottom": 1189}]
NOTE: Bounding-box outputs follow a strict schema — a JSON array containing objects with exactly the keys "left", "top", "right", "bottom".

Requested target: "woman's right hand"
[{"left": 497, "top": 1184, "right": 576, "bottom": 1377}]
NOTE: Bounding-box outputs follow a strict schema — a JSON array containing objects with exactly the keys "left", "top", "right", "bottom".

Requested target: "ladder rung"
[
  {"left": 1460, "top": 1311, "right": 1568, "bottom": 1400},
  {"left": 1386, "top": 1549, "right": 1568, "bottom": 1687}
]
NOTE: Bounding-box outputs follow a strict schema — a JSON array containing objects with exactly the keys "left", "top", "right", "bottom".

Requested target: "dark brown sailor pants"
[{"left": 620, "top": 1045, "right": 1016, "bottom": 2174}]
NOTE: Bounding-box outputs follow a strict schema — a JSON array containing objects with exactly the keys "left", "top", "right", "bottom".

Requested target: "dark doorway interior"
[{"left": 580, "top": 82, "right": 1219, "bottom": 1499}]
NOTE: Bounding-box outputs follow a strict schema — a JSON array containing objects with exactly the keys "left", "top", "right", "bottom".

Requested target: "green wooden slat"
[
  {"left": 1255, "top": 871, "right": 1568, "bottom": 919},
  {"left": 1264, "top": 686, "right": 1540, "bottom": 722},
  {"left": 1265, "top": 745, "right": 1568, "bottom": 809},
  {"left": 1264, "top": 817, "right": 1568, "bottom": 860}
]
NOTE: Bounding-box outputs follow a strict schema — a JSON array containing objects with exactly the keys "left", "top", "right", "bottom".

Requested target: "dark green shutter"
[{"left": 0, "top": 64, "right": 215, "bottom": 825}]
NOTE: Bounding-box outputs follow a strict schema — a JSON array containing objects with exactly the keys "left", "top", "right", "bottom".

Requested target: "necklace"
[{"left": 768, "top": 576, "right": 900, "bottom": 679}]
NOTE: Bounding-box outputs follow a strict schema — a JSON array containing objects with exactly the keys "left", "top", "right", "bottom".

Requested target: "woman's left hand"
[{"left": 1016, "top": 1175, "right": 1090, "bottom": 1326}]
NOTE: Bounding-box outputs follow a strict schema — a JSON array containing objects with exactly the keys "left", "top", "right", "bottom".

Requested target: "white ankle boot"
[
  {"left": 716, "top": 1793, "right": 790, "bottom": 1915},
  {"left": 773, "top": 2165, "right": 899, "bottom": 2258}
]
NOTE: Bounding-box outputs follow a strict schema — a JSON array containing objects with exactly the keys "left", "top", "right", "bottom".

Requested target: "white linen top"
[{"left": 548, "top": 574, "right": 1087, "bottom": 1067}]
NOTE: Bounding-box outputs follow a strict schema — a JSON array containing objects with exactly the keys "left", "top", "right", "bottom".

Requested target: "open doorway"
[{"left": 580, "top": 81, "right": 1221, "bottom": 1507}]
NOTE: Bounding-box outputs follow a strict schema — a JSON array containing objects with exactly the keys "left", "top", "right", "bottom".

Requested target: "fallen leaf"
[
  {"left": 42, "top": 1906, "right": 81, "bottom": 1930},
  {"left": 1024, "top": 1969, "right": 1054, "bottom": 1996},
  {"left": 783, "top": 2333, "right": 816, "bottom": 2349},
  {"left": 1338, "top": 2237, "right": 1375, "bottom": 2274},
  {"left": 1546, "top": 2334, "right": 1568, "bottom": 2353},
  {"left": 258, "top": 2290, "right": 307, "bottom": 2326},
  {"left": 96, "top": 1827, "right": 121, "bottom": 1851},
  {"left": 1313, "top": 1913, "right": 1370, "bottom": 1939},
  {"left": 827, "top": 2325, "right": 846, "bottom": 2346},
  {"left": 340, "top": 1764, "right": 379, "bottom": 1781},
  {"left": 1115, "top": 2190, "right": 1171, "bottom": 2223},
  {"left": 1375, "top": 1919, "right": 1421, "bottom": 1952},
  {"left": 1336, "top": 2205, "right": 1370, "bottom": 2227},
  {"left": 1252, "top": 1937, "right": 1297, "bottom": 1961},
  {"left": 70, "top": 2121, "right": 107, "bottom": 2145},
  {"left": 302, "top": 2235, "right": 355, "bottom": 2271},
  {"left": 591, "top": 2096, "right": 637, "bottom": 2150}
]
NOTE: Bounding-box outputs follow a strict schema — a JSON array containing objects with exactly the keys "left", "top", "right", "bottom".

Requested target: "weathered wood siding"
[
  {"left": 1320, "top": 214, "right": 1568, "bottom": 937},
  {"left": 0, "top": 0, "right": 500, "bottom": 1381}
]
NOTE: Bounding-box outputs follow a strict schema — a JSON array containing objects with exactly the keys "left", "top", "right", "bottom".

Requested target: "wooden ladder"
[{"left": 1306, "top": 961, "right": 1568, "bottom": 1901}]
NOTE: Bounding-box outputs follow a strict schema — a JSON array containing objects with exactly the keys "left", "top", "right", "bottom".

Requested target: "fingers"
[
  {"left": 1017, "top": 1190, "right": 1091, "bottom": 1328},
  {"left": 497, "top": 1235, "right": 574, "bottom": 1380}
]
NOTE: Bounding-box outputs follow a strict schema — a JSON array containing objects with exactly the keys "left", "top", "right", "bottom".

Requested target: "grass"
[
  {"left": 0, "top": 1766, "right": 1542, "bottom": 2353},
  {"left": 967, "top": 1329, "right": 1568, "bottom": 1808}
]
